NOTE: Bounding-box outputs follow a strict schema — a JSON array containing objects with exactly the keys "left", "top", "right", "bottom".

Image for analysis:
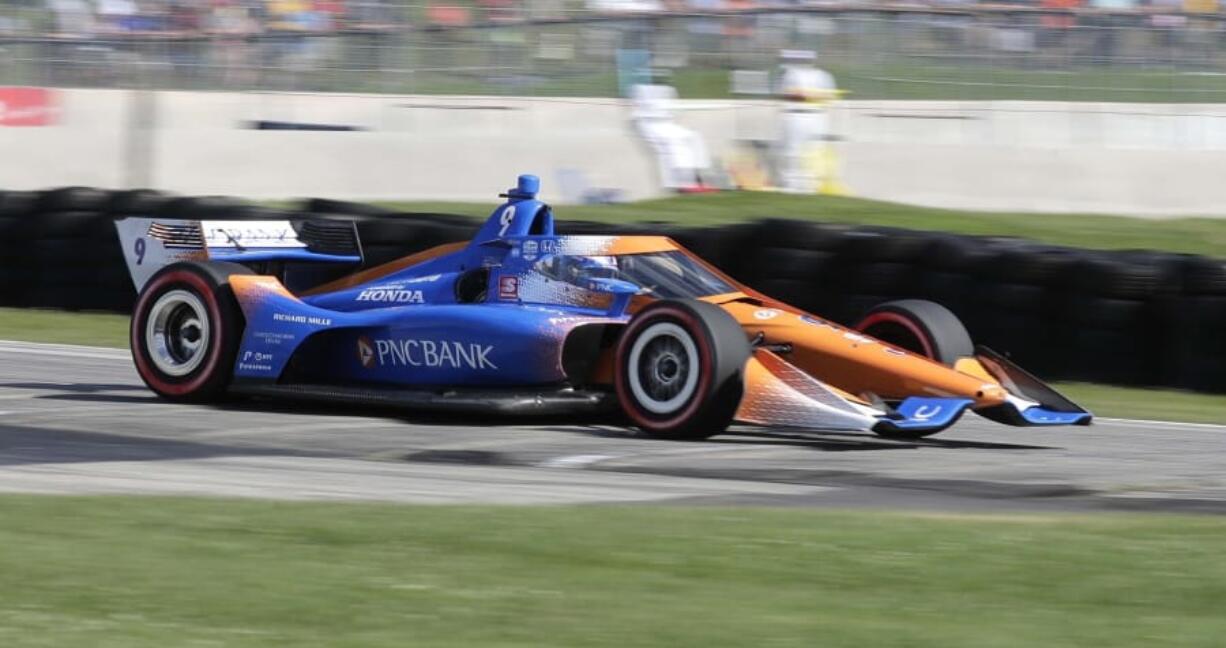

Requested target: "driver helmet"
[{"left": 562, "top": 255, "right": 619, "bottom": 283}]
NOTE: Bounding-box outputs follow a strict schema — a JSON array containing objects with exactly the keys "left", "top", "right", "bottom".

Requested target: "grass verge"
[
  {"left": 384, "top": 191, "right": 1226, "bottom": 257},
  {"left": 0, "top": 307, "right": 130, "bottom": 348},
  {"left": 0, "top": 495, "right": 1224, "bottom": 647},
  {"left": 1057, "top": 383, "right": 1226, "bottom": 425},
  {"left": 1, "top": 307, "right": 1222, "bottom": 424}
]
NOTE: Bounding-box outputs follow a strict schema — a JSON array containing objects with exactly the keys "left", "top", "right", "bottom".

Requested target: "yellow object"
[
  {"left": 726, "top": 146, "right": 774, "bottom": 191},
  {"left": 809, "top": 144, "right": 851, "bottom": 197},
  {"left": 1184, "top": 0, "right": 1217, "bottom": 13}
]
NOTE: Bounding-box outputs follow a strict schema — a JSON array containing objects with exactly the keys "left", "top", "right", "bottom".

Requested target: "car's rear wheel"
[
  {"left": 855, "top": 299, "right": 973, "bottom": 367},
  {"left": 131, "top": 261, "right": 251, "bottom": 402},
  {"left": 614, "top": 300, "right": 750, "bottom": 440}
]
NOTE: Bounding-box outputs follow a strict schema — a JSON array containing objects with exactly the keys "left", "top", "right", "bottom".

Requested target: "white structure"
[
  {"left": 629, "top": 83, "right": 712, "bottom": 191},
  {"left": 5, "top": 89, "right": 1226, "bottom": 216},
  {"left": 776, "top": 51, "right": 840, "bottom": 193}
]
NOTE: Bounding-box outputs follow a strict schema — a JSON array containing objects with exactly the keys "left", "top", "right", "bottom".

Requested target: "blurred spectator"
[
  {"left": 587, "top": 0, "right": 664, "bottom": 13},
  {"left": 48, "top": 0, "right": 94, "bottom": 36},
  {"left": 210, "top": 0, "right": 259, "bottom": 86},
  {"left": 168, "top": 1, "right": 203, "bottom": 33},
  {"left": 1183, "top": 0, "right": 1219, "bottom": 12},
  {"left": 775, "top": 50, "right": 837, "bottom": 194},
  {"left": 1086, "top": 0, "right": 1136, "bottom": 63},
  {"left": 1039, "top": 0, "right": 1080, "bottom": 48},
  {"left": 96, "top": 0, "right": 136, "bottom": 33},
  {"left": 1150, "top": 0, "right": 1186, "bottom": 49},
  {"left": 315, "top": 0, "right": 345, "bottom": 29},
  {"left": 630, "top": 79, "right": 712, "bottom": 192}
]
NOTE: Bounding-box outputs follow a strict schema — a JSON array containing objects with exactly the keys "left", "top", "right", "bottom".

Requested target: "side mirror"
[{"left": 586, "top": 277, "right": 639, "bottom": 317}]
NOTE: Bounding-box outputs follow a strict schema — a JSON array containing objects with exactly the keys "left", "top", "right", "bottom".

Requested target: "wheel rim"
[
  {"left": 627, "top": 322, "right": 701, "bottom": 415},
  {"left": 145, "top": 289, "right": 210, "bottom": 377}
]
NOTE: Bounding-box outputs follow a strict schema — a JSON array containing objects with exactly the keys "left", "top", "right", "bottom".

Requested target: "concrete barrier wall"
[
  {"left": 2, "top": 89, "right": 1225, "bottom": 215},
  {"left": 832, "top": 101, "right": 1226, "bottom": 215}
]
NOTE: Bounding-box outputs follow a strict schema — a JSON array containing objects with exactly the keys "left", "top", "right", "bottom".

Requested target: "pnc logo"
[
  {"left": 359, "top": 338, "right": 498, "bottom": 371},
  {"left": 357, "top": 336, "right": 376, "bottom": 368}
]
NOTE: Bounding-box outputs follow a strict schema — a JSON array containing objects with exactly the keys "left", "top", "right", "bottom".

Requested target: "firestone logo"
[{"left": 358, "top": 337, "right": 498, "bottom": 370}]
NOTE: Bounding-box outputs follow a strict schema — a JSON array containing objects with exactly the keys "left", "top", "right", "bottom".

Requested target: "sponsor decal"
[
  {"left": 0, "top": 87, "right": 60, "bottom": 126},
  {"left": 401, "top": 274, "right": 442, "bottom": 284},
  {"left": 753, "top": 309, "right": 781, "bottom": 320},
  {"left": 202, "top": 221, "right": 303, "bottom": 249},
  {"left": 238, "top": 363, "right": 273, "bottom": 372},
  {"left": 366, "top": 338, "right": 498, "bottom": 370},
  {"left": 522, "top": 240, "right": 540, "bottom": 261},
  {"left": 238, "top": 349, "right": 275, "bottom": 372},
  {"left": 272, "top": 312, "right": 332, "bottom": 326},
  {"left": 842, "top": 331, "right": 874, "bottom": 344},
  {"left": 356, "top": 288, "right": 425, "bottom": 304},
  {"left": 357, "top": 336, "right": 376, "bottom": 369},
  {"left": 912, "top": 405, "right": 943, "bottom": 421},
  {"left": 253, "top": 331, "right": 295, "bottom": 345},
  {"left": 499, "top": 275, "right": 519, "bottom": 300},
  {"left": 241, "top": 350, "right": 274, "bottom": 363}
]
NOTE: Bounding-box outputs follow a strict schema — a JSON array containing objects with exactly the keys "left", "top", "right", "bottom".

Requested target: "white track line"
[
  {"left": 1096, "top": 417, "right": 1226, "bottom": 431},
  {"left": 0, "top": 340, "right": 128, "bottom": 361},
  {"left": 0, "top": 340, "right": 1220, "bottom": 431}
]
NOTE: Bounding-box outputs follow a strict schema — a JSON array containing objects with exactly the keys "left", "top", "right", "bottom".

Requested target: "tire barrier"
[{"left": 0, "top": 187, "right": 1223, "bottom": 393}]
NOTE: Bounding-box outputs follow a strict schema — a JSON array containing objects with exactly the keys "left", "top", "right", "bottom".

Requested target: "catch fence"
[{"left": 4, "top": 4, "right": 1226, "bottom": 100}]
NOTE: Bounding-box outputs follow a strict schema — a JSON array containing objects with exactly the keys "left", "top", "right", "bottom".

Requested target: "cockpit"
[{"left": 534, "top": 251, "right": 735, "bottom": 299}]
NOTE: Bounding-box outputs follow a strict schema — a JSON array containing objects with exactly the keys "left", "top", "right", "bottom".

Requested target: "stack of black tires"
[
  {"left": 722, "top": 220, "right": 1226, "bottom": 393},
  {"left": 0, "top": 186, "right": 1223, "bottom": 393}
]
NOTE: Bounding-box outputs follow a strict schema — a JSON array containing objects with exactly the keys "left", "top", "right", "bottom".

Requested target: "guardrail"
[{"left": 1, "top": 186, "right": 1223, "bottom": 392}]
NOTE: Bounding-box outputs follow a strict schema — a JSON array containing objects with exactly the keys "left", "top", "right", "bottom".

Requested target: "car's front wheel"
[
  {"left": 130, "top": 261, "right": 251, "bottom": 402},
  {"left": 614, "top": 300, "right": 750, "bottom": 440},
  {"left": 854, "top": 299, "right": 973, "bottom": 367}
]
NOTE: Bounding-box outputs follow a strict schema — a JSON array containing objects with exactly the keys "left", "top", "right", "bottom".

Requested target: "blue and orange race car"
[{"left": 116, "top": 175, "right": 1091, "bottom": 440}]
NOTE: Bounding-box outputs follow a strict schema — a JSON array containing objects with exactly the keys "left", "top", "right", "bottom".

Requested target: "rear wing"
[{"left": 115, "top": 217, "right": 362, "bottom": 292}]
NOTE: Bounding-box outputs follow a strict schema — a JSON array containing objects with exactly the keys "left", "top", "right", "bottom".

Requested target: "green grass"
[
  {"left": 671, "top": 64, "right": 1226, "bottom": 102},
  {"left": 1059, "top": 383, "right": 1226, "bottom": 424},
  {"left": 385, "top": 191, "right": 1226, "bottom": 257},
  {"left": 0, "top": 307, "right": 129, "bottom": 348},
  {"left": 0, "top": 496, "right": 1224, "bottom": 647}
]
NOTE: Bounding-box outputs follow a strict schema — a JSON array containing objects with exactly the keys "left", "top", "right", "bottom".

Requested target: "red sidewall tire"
[
  {"left": 614, "top": 304, "right": 715, "bottom": 433},
  {"left": 131, "top": 268, "right": 232, "bottom": 400},
  {"left": 856, "top": 311, "right": 936, "bottom": 359},
  {"left": 854, "top": 299, "right": 974, "bottom": 367}
]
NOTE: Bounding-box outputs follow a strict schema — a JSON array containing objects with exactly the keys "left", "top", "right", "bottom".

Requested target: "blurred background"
[{"left": 2, "top": 0, "right": 1226, "bottom": 211}]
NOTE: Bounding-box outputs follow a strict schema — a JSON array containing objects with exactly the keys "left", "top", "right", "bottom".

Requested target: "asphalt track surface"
[{"left": 2, "top": 340, "right": 1225, "bottom": 512}]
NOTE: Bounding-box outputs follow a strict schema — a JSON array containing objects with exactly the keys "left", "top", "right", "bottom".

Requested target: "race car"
[{"left": 115, "top": 175, "right": 1091, "bottom": 440}]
